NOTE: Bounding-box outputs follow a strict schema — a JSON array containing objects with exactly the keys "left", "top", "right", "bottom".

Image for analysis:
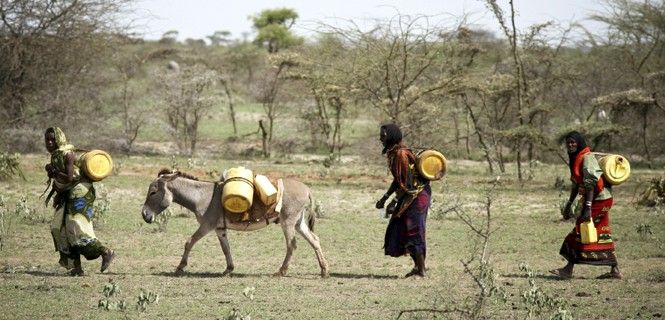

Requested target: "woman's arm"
[
  {"left": 582, "top": 189, "right": 594, "bottom": 220},
  {"left": 563, "top": 184, "right": 577, "bottom": 219},
  {"left": 376, "top": 180, "right": 398, "bottom": 209},
  {"left": 50, "top": 152, "right": 76, "bottom": 183}
]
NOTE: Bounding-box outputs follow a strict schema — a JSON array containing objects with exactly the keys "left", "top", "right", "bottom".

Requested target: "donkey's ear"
[{"left": 157, "top": 168, "right": 174, "bottom": 177}]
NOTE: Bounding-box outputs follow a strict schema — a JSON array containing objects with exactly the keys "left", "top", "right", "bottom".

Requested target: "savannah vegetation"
[{"left": 1, "top": 0, "right": 665, "bottom": 319}]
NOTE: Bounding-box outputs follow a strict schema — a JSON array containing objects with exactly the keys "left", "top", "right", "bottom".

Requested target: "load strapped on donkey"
[{"left": 221, "top": 166, "right": 279, "bottom": 222}]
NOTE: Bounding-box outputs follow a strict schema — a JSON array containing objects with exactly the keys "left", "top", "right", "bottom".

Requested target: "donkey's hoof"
[
  {"left": 320, "top": 271, "right": 330, "bottom": 278},
  {"left": 272, "top": 270, "right": 287, "bottom": 277},
  {"left": 221, "top": 268, "right": 234, "bottom": 276},
  {"left": 174, "top": 268, "right": 185, "bottom": 277}
]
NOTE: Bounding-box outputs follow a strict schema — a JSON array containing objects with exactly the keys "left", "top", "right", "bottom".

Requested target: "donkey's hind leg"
[
  {"left": 296, "top": 215, "right": 329, "bottom": 278},
  {"left": 175, "top": 225, "right": 211, "bottom": 276},
  {"left": 274, "top": 221, "right": 297, "bottom": 277},
  {"left": 215, "top": 228, "right": 234, "bottom": 276}
]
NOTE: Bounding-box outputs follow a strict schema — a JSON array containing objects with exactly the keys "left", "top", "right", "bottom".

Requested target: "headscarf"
[
  {"left": 43, "top": 127, "right": 78, "bottom": 203},
  {"left": 47, "top": 127, "right": 75, "bottom": 153},
  {"left": 380, "top": 123, "right": 402, "bottom": 155},
  {"left": 564, "top": 131, "right": 587, "bottom": 174}
]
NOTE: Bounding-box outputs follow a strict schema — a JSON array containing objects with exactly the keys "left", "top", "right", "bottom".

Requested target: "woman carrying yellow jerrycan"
[
  {"left": 44, "top": 127, "right": 115, "bottom": 276},
  {"left": 550, "top": 131, "right": 623, "bottom": 280}
]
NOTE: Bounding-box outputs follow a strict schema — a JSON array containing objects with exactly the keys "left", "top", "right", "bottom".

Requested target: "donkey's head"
[{"left": 141, "top": 169, "right": 179, "bottom": 223}]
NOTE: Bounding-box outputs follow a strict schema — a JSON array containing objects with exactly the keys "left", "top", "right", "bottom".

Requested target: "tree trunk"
[
  {"left": 462, "top": 95, "right": 494, "bottom": 173},
  {"left": 220, "top": 79, "right": 237, "bottom": 136},
  {"left": 259, "top": 120, "right": 269, "bottom": 158},
  {"left": 641, "top": 107, "right": 652, "bottom": 168}
]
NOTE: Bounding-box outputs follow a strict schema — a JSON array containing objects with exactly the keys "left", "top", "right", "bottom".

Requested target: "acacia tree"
[
  {"left": 207, "top": 30, "right": 231, "bottom": 46},
  {"left": 224, "top": 40, "right": 266, "bottom": 93},
  {"left": 296, "top": 34, "right": 352, "bottom": 160},
  {"left": 157, "top": 65, "right": 219, "bottom": 156},
  {"left": 327, "top": 15, "right": 478, "bottom": 130},
  {"left": 253, "top": 52, "right": 298, "bottom": 157},
  {"left": 0, "top": 0, "right": 132, "bottom": 128},
  {"left": 251, "top": 8, "right": 302, "bottom": 53},
  {"left": 111, "top": 47, "right": 151, "bottom": 155},
  {"left": 587, "top": 0, "right": 665, "bottom": 166}
]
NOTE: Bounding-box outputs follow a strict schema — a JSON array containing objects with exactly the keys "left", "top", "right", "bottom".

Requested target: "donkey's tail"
[{"left": 307, "top": 190, "right": 319, "bottom": 233}]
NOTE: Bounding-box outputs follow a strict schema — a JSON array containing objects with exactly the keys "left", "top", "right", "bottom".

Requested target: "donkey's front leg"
[
  {"left": 215, "top": 228, "right": 234, "bottom": 276},
  {"left": 175, "top": 225, "right": 211, "bottom": 276}
]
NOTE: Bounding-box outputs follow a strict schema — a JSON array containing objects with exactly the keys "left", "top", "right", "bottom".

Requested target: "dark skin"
[
  {"left": 376, "top": 128, "right": 397, "bottom": 209},
  {"left": 562, "top": 138, "right": 593, "bottom": 221},
  {"left": 44, "top": 130, "right": 76, "bottom": 183},
  {"left": 553, "top": 137, "right": 621, "bottom": 279}
]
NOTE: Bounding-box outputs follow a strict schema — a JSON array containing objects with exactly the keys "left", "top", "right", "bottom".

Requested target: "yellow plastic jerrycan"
[
  {"left": 416, "top": 149, "right": 447, "bottom": 181},
  {"left": 254, "top": 174, "right": 277, "bottom": 205},
  {"left": 78, "top": 150, "right": 113, "bottom": 181},
  {"left": 580, "top": 219, "right": 598, "bottom": 244},
  {"left": 598, "top": 154, "right": 630, "bottom": 185},
  {"left": 222, "top": 167, "right": 254, "bottom": 213}
]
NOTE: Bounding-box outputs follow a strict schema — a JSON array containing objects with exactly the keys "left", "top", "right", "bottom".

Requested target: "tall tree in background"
[
  {"left": 255, "top": 52, "right": 298, "bottom": 157},
  {"left": 251, "top": 8, "right": 303, "bottom": 53},
  {"left": 0, "top": 0, "right": 133, "bottom": 128},
  {"left": 588, "top": 0, "right": 665, "bottom": 167},
  {"left": 327, "top": 15, "right": 477, "bottom": 128},
  {"left": 297, "top": 34, "right": 352, "bottom": 160},
  {"left": 207, "top": 30, "right": 231, "bottom": 46},
  {"left": 111, "top": 49, "right": 147, "bottom": 155}
]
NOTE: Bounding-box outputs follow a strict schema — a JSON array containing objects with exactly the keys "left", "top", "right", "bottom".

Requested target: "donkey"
[{"left": 141, "top": 170, "right": 329, "bottom": 277}]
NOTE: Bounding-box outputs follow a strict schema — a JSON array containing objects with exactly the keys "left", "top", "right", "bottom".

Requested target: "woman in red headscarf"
[
  {"left": 375, "top": 124, "right": 431, "bottom": 278},
  {"left": 550, "top": 131, "right": 622, "bottom": 280}
]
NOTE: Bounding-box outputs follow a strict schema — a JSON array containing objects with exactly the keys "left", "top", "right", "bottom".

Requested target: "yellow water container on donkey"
[
  {"left": 580, "top": 219, "right": 598, "bottom": 244},
  {"left": 78, "top": 150, "right": 113, "bottom": 182},
  {"left": 598, "top": 154, "right": 630, "bottom": 185},
  {"left": 222, "top": 167, "right": 254, "bottom": 213},
  {"left": 254, "top": 174, "right": 277, "bottom": 205}
]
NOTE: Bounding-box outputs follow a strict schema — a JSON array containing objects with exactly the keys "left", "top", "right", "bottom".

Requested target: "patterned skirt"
[
  {"left": 50, "top": 182, "right": 100, "bottom": 259},
  {"left": 559, "top": 198, "right": 617, "bottom": 265},
  {"left": 384, "top": 185, "right": 431, "bottom": 257}
]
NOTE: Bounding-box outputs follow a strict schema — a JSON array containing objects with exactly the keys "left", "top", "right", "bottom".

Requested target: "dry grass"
[{"left": 0, "top": 155, "right": 664, "bottom": 319}]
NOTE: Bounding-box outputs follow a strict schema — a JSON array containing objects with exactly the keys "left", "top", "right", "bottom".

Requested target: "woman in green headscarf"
[{"left": 45, "top": 127, "right": 115, "bottom": 276}]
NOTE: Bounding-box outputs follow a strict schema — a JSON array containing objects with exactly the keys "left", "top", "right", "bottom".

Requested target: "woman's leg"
[
  {"left": 550, "top": 261, "right": 574, "bottom": 279},
  {"left": 78, "top": 240, "right": 115, "bottom": 272},
  {"left": 69, "top": 247, "right": 84, "bottom": 276}
]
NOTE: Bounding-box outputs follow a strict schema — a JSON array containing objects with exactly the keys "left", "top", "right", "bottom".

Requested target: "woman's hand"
[
  {"left": 581, "top": 203, "right": 592, "bottom": 221},
  {"left": 45, "top": 164, "right": 56, "bottom": 178},
  {"left": 562, "top": 201, "right": 573, "bottom": 219},
  {"left": 376, "top": 195, "right": 389, "bottom": 209}
]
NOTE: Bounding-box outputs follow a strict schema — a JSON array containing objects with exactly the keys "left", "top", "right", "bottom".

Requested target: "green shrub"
[
  {"left": 0, "top": 152, "right": 24, "bottom": 181},
  {"left": 93, "top": 183, "right": 111, "bottom": 228},
  {"left": 0, "top": 195, "right": 14, "bottom": 251},
  {"left": 638, "top": 177, "right": 665, "bottom": 207}
]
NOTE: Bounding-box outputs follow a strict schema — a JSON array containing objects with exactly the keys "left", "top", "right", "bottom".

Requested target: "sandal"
[
  {"left": 100, "top": 249, "right": 115, "bottom": 273},
  {"left": 549, "top": 268, "right": 572, "bottom": 280},
  {"left": 69, "top": 268, "right": 84, "bottom": 277},
  {"left": 597, "top": 272, "right": 623, "bottom": 279}
]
